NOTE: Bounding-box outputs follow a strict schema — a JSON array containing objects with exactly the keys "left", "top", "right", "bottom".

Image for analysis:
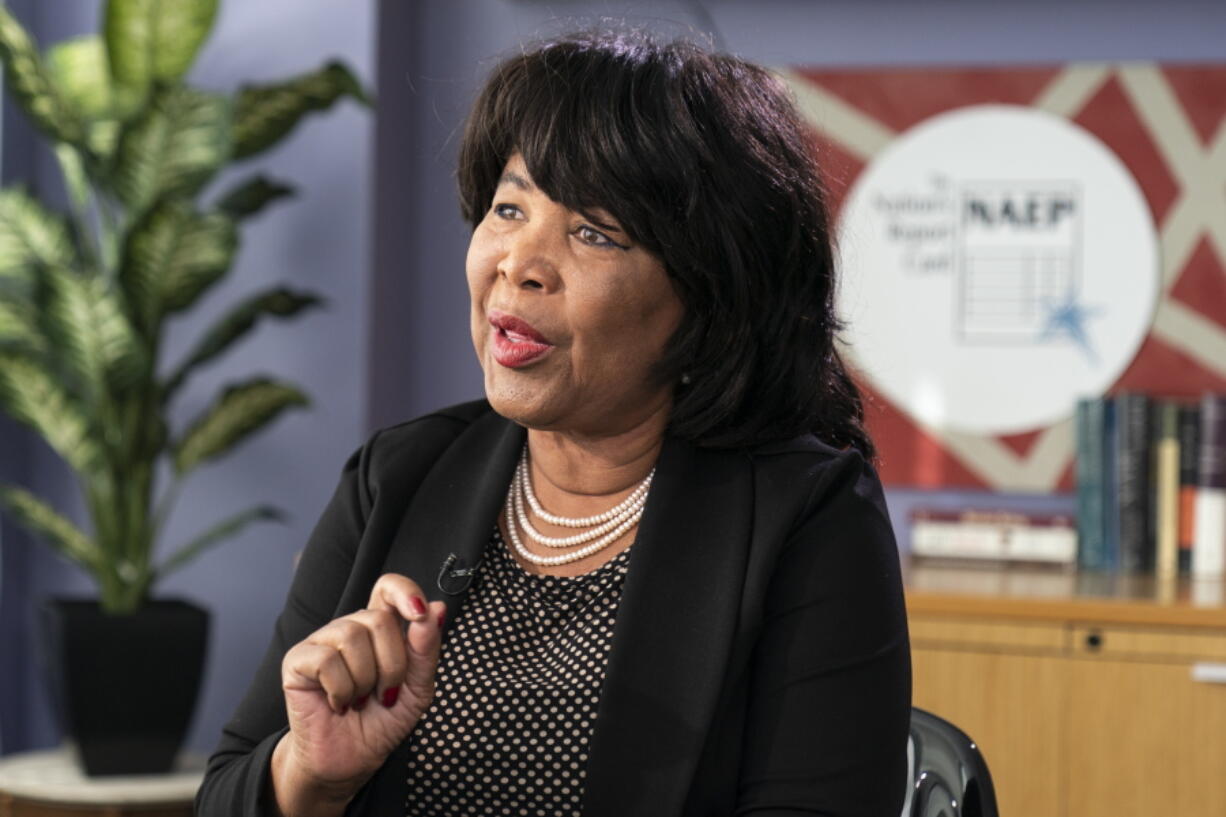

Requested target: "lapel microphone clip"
[{"left": 437, "top": 552, "right": 479, "bottom": 595}]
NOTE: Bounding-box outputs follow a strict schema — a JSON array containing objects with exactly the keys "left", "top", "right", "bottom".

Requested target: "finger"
[
  {"left": 283, "top": 643, "right": 356, "bottom": 715},
  {"left": 367, "top": 573, "right": 430, "bottom": 624},
  {"left": 305, "top": 618, "right": 381, "bottom": 707},
  {"left": 344, "top": 609, "right": 410, "bottom": 707},
  {"left": 403, "top": 600, "right": 445, "bottom": 696}
]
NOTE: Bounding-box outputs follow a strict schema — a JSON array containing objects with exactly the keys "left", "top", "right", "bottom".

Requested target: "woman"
[{"left": 196, "top": 31, "right": 911, "bottom": 817}]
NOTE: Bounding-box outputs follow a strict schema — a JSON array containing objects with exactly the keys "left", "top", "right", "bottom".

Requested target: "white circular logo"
[{"left": 837, "top": 104, "right": 1159, "bottom": 435}]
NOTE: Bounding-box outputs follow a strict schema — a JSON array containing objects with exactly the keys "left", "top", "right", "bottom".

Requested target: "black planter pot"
[{"left": 40, "top": 598, "right": 209, "bottom": 776}]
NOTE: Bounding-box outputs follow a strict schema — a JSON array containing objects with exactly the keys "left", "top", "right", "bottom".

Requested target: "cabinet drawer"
[
  {"left": 910, "top": 615, "right": 1064, "bottom": 652},
  {"left": 1071, "top": 623, "right": 1226, "bottom": 662}
]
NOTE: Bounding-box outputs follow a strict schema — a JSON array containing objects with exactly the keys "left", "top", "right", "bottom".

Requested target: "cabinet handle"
[{"left": 1191, "top": 663, "right": 1226, "bottom": 685}]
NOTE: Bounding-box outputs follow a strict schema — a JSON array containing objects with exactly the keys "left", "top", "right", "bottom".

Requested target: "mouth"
[{"left": 487, "top": 309, "right": 554, "bottom": 368}]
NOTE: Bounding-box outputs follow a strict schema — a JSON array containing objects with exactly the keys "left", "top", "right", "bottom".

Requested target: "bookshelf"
[{"left": 905, "top": 560, "right": 1226, "bottom": 817}]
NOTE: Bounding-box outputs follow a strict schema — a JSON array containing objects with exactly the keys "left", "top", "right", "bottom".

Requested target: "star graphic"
[{"left": 1037, "top": 289, "right": 1104, "bottom": 365}]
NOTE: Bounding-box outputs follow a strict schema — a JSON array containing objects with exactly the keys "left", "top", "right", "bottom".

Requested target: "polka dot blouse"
[{"left": 404, "top": 526, "right": 632, "bottom": 815}]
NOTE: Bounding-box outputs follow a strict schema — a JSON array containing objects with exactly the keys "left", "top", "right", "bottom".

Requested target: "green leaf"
[
  {"left": 0, "top": 352, "right": 104, "bottom": 475},
  {"left": 173, "top": 378, "right": 308, "bottom": 474},
  {"left": 54, "top": 144, "right": 91, "bottom": 213},
  {"left": 45, "top": 268, "right": 147, "bottom": 395},
  {"left": 112, "top": 86, "right": 231, "bottom": 216},
  {"left": 46, "top": 35, "right": 115, "bottom": 121},
  {"left": 232, "top": 61, "right": 370, "bottom": 160},
  {"left": 119, "top": 200, "right": 237, "bottom": 335},
  {"left": 104, "top": 0, "right": 219, "bottom": 111},
  {"left": 0, "top": 298, "right": 45, "bottom": 355},
  {"left": 163, "top": 287, "right": 322, "bottom": 398},
  {"left": 0, "top": 7, "right": 86, "bottom": 146},
  {"left": 0, "top": 484, "right": 102, "bottom": 572},
  {"left": 88, "top": 119, "right": 123, "bottom": 159},
  {"left": 46, "top": 38, "right": 121, "bottom": 160},
  {"left": 156, "top": 504, "right": 283, "bottom": 578},
  {"left": 0, "top": 188, "right": 77, "bottom": 287},
  {"left": 216, "top": 175, "right": 296, "bottom": 219}
]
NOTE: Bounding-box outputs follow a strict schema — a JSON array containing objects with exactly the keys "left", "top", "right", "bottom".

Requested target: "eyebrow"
[
  {"left": 497, "top": 171, "right": 533, "bottom": 191},
  {"left": 496, "top": 171, "right": 626, "bottom": 237}
]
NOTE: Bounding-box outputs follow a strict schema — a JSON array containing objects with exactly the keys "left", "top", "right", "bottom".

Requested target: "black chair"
[{"left": 903, "top": 708, "right": 999, "bottom": 817}]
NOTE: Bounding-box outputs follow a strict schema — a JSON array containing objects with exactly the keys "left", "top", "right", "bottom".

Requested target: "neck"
[{"left": 525, "top": 404, "right": 669, "bottom": 502}]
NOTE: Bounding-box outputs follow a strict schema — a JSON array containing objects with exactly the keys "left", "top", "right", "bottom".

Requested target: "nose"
[{"left": 496, "top": 224, "right": 561, "bottom": 292}]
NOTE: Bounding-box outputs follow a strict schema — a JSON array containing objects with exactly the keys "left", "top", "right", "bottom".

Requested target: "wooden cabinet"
[{"left": 906, "top": 564, "right": 1226, "bottom": 817}]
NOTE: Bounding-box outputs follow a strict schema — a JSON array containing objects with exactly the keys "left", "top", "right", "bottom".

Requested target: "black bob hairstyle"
[{"left": 458, "top": 31, "right": 875, "bottom": 459}]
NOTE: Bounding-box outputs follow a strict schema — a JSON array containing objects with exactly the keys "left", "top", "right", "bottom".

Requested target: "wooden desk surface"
[{"left": 904, "top": 559, "right": 1226, "bottom": 629}]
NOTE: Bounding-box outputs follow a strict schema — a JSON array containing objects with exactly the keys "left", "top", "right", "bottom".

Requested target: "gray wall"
[{"left": 3, "top": 0, "right": 1225, "bottom": 758}]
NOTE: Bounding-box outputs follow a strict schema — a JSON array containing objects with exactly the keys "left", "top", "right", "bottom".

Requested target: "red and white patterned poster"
[{"left": 782, "top": 64, "right": 1226, "bottom": 492}]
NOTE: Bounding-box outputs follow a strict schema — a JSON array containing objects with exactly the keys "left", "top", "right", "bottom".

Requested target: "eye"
[
  {"left": 491, "top": 202, "right": 523, "bottom": 220},
  {"left": 574, "top": 224, "right": 629, "bottom": 251}
]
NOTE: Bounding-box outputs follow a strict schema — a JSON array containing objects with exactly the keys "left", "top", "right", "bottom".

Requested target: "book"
[
  {"left": 1102, "top": 397, "right": 1120, "bottom": 571},
  {"left": 1153, "top": 401, "right": 1180, "bottom": 577},
  {"left": 911, "top": 509, "right": 1077, "bottom": 565},
  {"left": 1114, "top": 393, "right": 1153, "bottom": 573},
  {"left": 1177, "top": 404, "right": 1200, "bottom": 574},
  {"left": 1147, "top": 400, "right": 1165, "bottom": 561},
  {"left": 1075, "top": 398, "right": 1109, "bottom": 570},
  {"left": 1193, "top": 393, "right": 1226, "bottom": 577}
]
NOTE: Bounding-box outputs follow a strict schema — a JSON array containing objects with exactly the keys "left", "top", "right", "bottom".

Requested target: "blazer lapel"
[
  {"left": 582, "top": 438, "right": 754, "bottom": 816},
  {"left": 381, "top": 409, "right": 525, "bottom": 621},
  {"left": 356, "top": 410, "right": 524, "bottom": 814}
]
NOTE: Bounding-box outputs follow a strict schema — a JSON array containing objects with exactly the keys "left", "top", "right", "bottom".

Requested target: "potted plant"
[{"left": 0, "top": 0, "right": 369, "bottom": 775}]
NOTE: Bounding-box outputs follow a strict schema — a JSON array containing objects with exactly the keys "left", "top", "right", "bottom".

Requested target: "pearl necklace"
[{"left": 504, "top": 447, "right": 654, "bottom": 567}]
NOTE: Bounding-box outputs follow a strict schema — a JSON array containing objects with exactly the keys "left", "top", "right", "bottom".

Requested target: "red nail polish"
[
  {"left": 353, "top": 694, "right": 369, "bottom": 712},
  {"left": 382, "top": 687, "right": 399, "bottom": 708},
  {"left": 437, "top": 608, "right": 446, "bottom": 629},
  {"left": 410, "top": 597, "right": 427, "bottom": 617}
]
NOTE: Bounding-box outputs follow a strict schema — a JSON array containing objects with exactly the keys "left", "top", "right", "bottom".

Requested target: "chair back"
[{"left": 904, "top": 707, "right": 998, "bottom": 817}]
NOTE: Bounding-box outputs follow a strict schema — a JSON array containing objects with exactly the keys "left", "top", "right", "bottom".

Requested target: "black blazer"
[{"left": 196, "top": 400, "right": 911, "bottom": 817}]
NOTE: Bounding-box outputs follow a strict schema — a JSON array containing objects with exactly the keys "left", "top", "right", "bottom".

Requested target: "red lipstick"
[{"left": 488, "top": 309, "right": 554, "bottom": 368}]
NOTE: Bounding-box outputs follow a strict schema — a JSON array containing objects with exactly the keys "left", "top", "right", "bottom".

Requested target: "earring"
[{"left": 680, "top": 373, "right": 692, "bottom": 385}]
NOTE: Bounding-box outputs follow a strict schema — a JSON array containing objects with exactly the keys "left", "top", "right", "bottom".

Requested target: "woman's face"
[{"left": 467, "top": 154, "right": 684, "bottom": 437}]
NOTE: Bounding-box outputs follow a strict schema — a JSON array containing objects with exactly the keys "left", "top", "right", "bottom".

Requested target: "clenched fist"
[{"left": 270, "top": 574, "right": 446, "bottom": 817}]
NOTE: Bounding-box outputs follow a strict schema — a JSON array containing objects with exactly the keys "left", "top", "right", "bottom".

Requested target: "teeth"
[{"left": 506, "top": 330, "right": 532, "bottom": 343}]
